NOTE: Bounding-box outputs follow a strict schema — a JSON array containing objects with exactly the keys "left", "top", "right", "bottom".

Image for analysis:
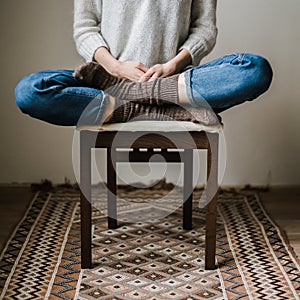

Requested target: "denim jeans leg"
[
  {"left": 15, "top": 70, "right": 108, "bottom": 126},
  {"left": 184, "top": 53, "right": 273, "bottom": 111}
]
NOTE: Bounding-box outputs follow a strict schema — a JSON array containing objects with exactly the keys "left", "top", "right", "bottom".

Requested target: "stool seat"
[
  {"left": 80, "top": 120, "right": 223, "bottom": 133},
  {"left": 100, "top": 120, "right": 223, "bottom": 132}
]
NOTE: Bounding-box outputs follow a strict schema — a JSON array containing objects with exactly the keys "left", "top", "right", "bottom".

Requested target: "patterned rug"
[{"left": 0, "top": 186, "right": 300, "bottom": 300}]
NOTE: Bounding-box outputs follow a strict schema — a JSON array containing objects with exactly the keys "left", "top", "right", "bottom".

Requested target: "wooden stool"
[{"left": 79, "top": 121, "right": 221, "bottom": 270}]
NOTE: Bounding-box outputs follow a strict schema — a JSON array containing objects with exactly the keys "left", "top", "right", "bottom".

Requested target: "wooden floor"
[
  {"left": 0, "top": 186, "right": 299, "bottom": 258},
  {"left": 0, "top": 186, "right": 34, "bottom": 253},
  {"left": 258, "top": 187, "right": 300, "bottom": 257}
]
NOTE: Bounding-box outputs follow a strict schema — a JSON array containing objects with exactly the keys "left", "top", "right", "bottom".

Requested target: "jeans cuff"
[
  {"left": 184, "top": 69, "right": 207, "bottom": 107},
  {"left": 95, "top": 91, "right": 109, "bottom": 124},
  {"left": 184, "top": 70, "right": 196, "bottom": 106}
]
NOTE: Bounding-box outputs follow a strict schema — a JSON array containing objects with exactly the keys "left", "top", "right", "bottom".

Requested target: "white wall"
[{"left": 0, "top": 0, "right": 299, "bottom": 186}]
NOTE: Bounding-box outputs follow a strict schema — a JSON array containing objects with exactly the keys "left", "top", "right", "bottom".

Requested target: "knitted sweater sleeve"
[
  {"left": 179, "top": 0, "right": 218, "bottom": 65},
  {"left": 73, "top": 0, "right": 108, "bottom": 62}
]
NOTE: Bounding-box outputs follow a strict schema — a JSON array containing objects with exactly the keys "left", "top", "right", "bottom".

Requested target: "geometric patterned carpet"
[{"left": 1, "top": 186, "right": 300, "bottom": 299}]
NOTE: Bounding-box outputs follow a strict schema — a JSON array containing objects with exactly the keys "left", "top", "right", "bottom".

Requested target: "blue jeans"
[{"left": 15, "top": 53, "right": 272, "bottom": 126}]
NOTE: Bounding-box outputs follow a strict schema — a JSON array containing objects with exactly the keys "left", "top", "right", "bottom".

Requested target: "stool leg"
[
  {"left": 205, "top": 134, "right": 219, "bottom": 270},
  {"left": 80, "top": 132, "right": 92, "bottom": 269},
  {"left": 107, "top": 147, "right": 117, "bottom": 229},
  {"left": 183, "top": 149, "right": 193, "bottom": 230},
  {"left": 205, "top": 197, "right": 218, "bottom": 270}
]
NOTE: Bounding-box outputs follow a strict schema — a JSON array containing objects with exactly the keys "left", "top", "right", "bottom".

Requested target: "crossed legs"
[{"left": 15, "top": 53, "right": 272, "bottom": 126}]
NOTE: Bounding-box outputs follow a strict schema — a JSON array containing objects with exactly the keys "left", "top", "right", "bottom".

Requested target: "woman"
[{"left": 14, "top": 0, "right": 272, "bottom": 126}]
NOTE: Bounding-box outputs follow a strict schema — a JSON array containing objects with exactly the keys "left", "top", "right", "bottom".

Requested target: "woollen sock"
[
  {"left": 107, "top": 98, "right": 220, "bottom": 125},
  {"left": 106, "top": 74, "right": 180, "bottom": 106},
  {"left": 73, "top": 62, "right": 125, "bottom": 90},
  {"left": 73, "top": 61, "right": 180, "bottom": 105}
]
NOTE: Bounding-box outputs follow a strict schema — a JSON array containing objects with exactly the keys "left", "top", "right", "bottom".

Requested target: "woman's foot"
[
  {"left": 103, "top": 96, "right": 221, "bottom": 126},
  {"left": 74, "top": 62, "right": 180, "bottom": 105},
  {"left": 73, "top": 62, "right": 124, "bottom": 90}
]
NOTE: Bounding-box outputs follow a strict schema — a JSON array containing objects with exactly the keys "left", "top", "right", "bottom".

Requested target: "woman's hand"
[
  {"left": 139, "top": 48, "right": 192, "bottom": 82},
  {"left": 94, "top": 47, "right": 148, "bottom": 81},
  {"left": 139, "top": 61, "right": 177, "bottom": 82},
  {"left": 94, "top": 47, "right": 192, "bottom": 82},
  {"left": 113, "top": 61, "right": 149, "bottom": 81}
]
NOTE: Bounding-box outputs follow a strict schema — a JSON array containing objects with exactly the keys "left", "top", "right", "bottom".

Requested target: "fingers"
[
  {"left": 119, "top": 61, "right": 149, "bottom": 81},
  {"left": 139, "top": 66, "right": 165, "bottom": 82},
  {"left": 149, "top": 72, "right": 161, "bottom": 81},
  {"left": 133, "top": 62, "right": 149, "bottom": 81},
  {"left": 136, "top": 63, "right": 149, "bottom": 73},
  {"left": 139, "top": 68, "right": 156, "bottom": 82},
  {"left": 124, "top": 62, "right": 167, "bottom": 82},
  {"left": 133, "top": 69, "right": 148, "bottom": 81}
]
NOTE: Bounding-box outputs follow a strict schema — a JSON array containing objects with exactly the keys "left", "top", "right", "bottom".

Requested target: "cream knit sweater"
[{"left": 74, "top": 0, "right": 217, "bottom": 67}]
